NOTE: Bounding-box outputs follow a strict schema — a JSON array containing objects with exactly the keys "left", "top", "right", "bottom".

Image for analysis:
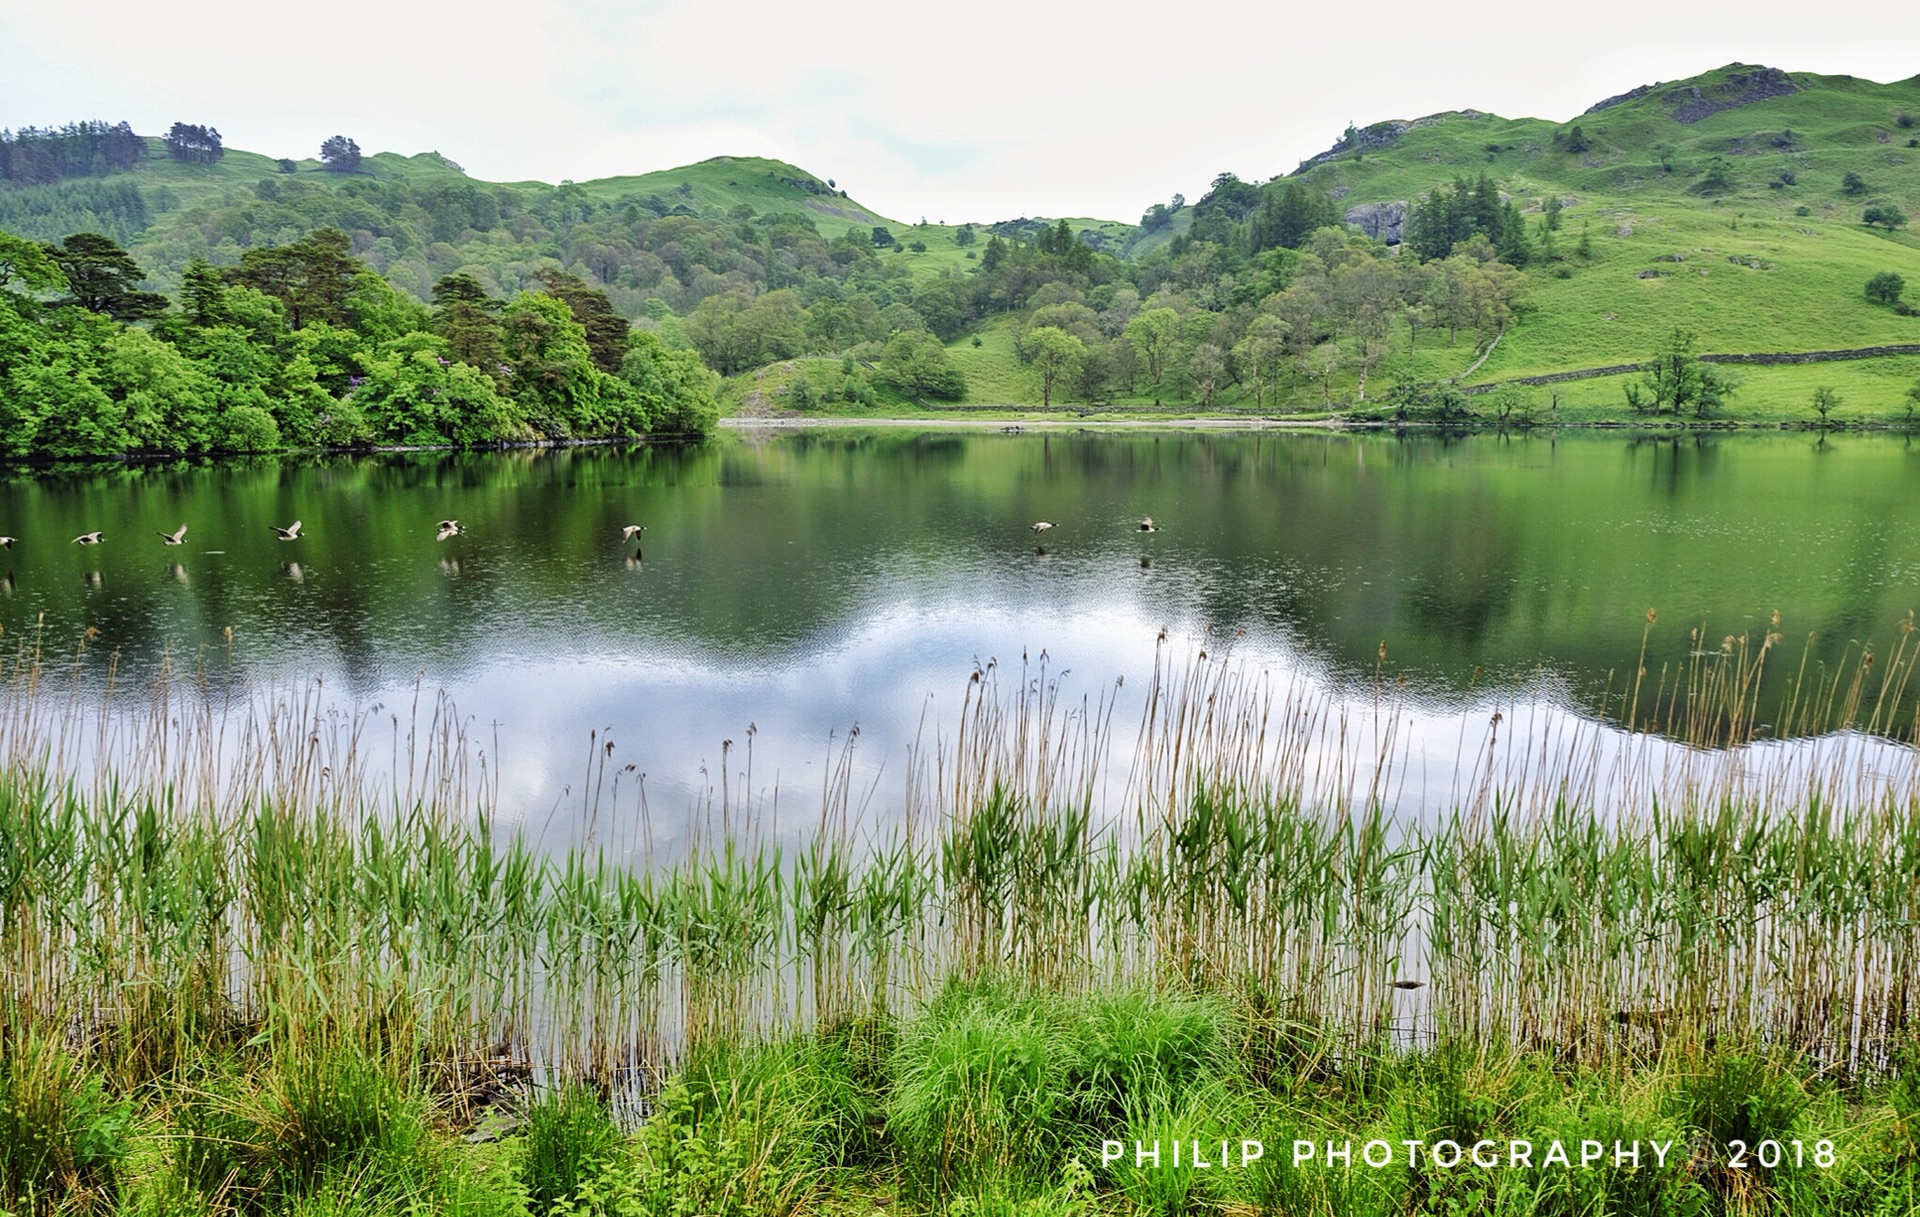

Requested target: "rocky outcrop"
[
  {"left": 1584, "top": 83, "right": 1660, "bottom": 115},
  {"left": 1297, "top": 120, "right": 1411, "bottom": 172},
  {"left": 1667, "top": 67, "right": 1800, "bottom": 125},
  {"left": 1345, "top": 200, "right": 1408, "bottom": 245}
]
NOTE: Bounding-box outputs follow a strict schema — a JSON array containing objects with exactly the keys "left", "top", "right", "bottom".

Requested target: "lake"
[{"left": 4, "top": 426, "right": 1918, "bottom": 849}]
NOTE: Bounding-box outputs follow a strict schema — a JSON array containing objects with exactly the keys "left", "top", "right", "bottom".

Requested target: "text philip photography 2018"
[{"left": 1100, "top": 1138, "right": 1839, "bottom": 1172}]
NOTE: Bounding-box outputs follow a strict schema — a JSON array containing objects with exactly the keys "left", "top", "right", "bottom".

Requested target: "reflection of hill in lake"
[{"left": 2, "top": 430, "right": 1917, "bottom": 739}]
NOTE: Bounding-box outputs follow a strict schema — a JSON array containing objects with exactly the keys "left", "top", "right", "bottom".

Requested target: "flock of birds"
[
  {"left": 0, "top": 520, "right": 652, "bottom": 552},
  {"left": 1033, "top": 515, "right": 1158, "bottom": 534},
  {"left": 1, "top": 516, "right": 1154, "bottom": 571},
  {"left": 4, "top": 516, "right": 1146, "bottom": 552}
]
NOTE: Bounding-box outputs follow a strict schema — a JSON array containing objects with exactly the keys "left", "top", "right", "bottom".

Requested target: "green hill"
[{"left": 5, "top": 65, "right": 1920, "bottom": 423}]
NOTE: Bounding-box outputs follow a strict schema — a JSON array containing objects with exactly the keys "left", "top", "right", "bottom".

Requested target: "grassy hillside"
[{"left": 6, "top": 64, "right": 1920, "bottom": 421}]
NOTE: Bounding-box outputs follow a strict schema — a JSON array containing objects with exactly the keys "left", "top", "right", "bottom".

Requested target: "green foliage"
[
  {"left": 0, "top": 121, "right": 144, "bottom": 186},
  {"left": 1863, "top": 204, "right": 1909, "bottom": 232},
  {"left": 0, "top": 231, "right": 65, "bottom": 294},
  {"left": 162, "top": 122, "right": 223, "bottom": 164},
  {"left": 1694, "top": 156, "right": 1737, "bottom": 195},
  {"left": 1405, "top": 175, "right": 1530, "bottom": 265},
  {"left": 621, "top": 329, "right": 720, "bottom": 434},
  {"left": 1842, "top": 170, "right": 1869, "bottom": 196},
  {"left": 1810, "top": 384, "right": 1842, "bottom": 423},
  {"left": 1866, "top": 271, "right": 1906, "bottom": 306},
  {"left": 1624, "top": 328, "right": 1735, "bottom": 417},
  {"left": 0, "top": 1025, "right": 132, "bottom": 1214},
  {"left": 0, "top": 179, "right": 150, "bottom": 245},
  {"left": 319, "top": 134, "right": 361, "bottom": 174},
  {"left": 519, "top": 1083, "right": 623, "bottom": 1213},
  {"left": 176, "top": 1044, "right": 429, "bottom": 1213},
  {"left": 0, "top": 218, "right": 717, "bottom": 456},
  {"left": 879, "top": 329, "right": 965, "bottom": 400},
  {"left": 48, "top": 231, "right": 167, "bottom": 320},
  {"left": 888, "top": 980, "right": 1236, "bottom": 1202},
  {"left": 1024, "top": 325, "right": 1083, "bottom": 406}
]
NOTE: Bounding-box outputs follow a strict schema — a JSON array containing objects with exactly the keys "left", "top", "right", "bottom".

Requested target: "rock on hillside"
[
  {"left": 1344, "top": 200, "right": 1407, "bottom": 245},
  {"left": 1665, "top": 66, "right": 1800, "bottom": 124}
]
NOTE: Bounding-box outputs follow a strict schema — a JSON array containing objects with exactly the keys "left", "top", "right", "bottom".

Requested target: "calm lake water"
[{"left": 4, "top": 427, "right": 1918, "bottom": 842}]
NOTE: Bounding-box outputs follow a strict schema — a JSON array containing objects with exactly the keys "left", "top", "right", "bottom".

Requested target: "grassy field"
[{"left": 4, "top": 624, "right": 1920, "bottom": 1212}]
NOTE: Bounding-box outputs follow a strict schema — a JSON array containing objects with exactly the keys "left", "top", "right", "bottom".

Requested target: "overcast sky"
[{"left": 2, "top": 0, "right": 1915, "bottom": 224}]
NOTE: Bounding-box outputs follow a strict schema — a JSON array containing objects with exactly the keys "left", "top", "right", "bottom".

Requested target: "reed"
[{"left": 2, "top": 614, "right": 1919, "bottom": 1101}]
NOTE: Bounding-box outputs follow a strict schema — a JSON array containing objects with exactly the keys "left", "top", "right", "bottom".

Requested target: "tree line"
[{"left": 0, "top": 225, "right": 720, "bottom": 460}]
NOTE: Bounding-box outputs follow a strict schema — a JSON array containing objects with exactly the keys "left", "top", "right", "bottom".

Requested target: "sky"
[{"left": 2, "top": 0, "right": 1916, "bottom": 224}]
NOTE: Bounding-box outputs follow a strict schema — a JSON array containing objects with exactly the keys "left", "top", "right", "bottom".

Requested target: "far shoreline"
[{"left": 722, "top": 414, "right": 1913, "bottom": 433}]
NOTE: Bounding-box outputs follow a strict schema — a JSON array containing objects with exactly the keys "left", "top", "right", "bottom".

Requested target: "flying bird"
[
  {"left": 1031, "top": 521, "right": 1055, "bottom": 533},
  {"left": 72, "top": 531, "right": 103, "bottom": 545},
  {"left": 157, "top": 524, "right": 188, "bottom": 546},
  {"left": 621, "top": 524, "right": 647, "bottom": 542},
  {"left": 436, "top": 519, "right": 463, "bottom": 542},
  {"left": 0, "top": 536, "right": 14, "bottom": 550},
  {"left": 272, "top": 521, "right": 302, "bottom": 541},
  {"left": 1137, "top": 516, "right": 1158, "bottom": 533}
]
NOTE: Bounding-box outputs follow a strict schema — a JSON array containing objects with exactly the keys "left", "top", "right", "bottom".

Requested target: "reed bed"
[{"left": 3, "top": 611, "right": 1920, "bottom": 1102}]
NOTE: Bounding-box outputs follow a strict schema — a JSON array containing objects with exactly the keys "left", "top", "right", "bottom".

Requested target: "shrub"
[
  {"left": 0, "top": 1029, "right": 131, "bottom": 1214},
  {"left": 519, "top": 1083, "right": 624, "bottom": 1213},
  {"left": 1866, "top": 271, "right": 1907, "bottom": 307},
  {"left": 1842, "top": 171, "right": 1869, "bottom": 196},
  {"left": 177, "top": 1044, "right": 425, "bottom": 1211},
  {"left": 888, "top": 981, "right": 1236, "bottom": 1203}
]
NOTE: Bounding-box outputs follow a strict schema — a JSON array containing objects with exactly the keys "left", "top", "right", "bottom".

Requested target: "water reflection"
[{"left": 1, "top": 429, "right": 1916, "bottom": 834}]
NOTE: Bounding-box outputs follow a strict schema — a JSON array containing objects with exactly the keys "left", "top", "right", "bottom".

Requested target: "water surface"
[{"left": 4, "top": 428, "right": 1917, "bottom": 840}]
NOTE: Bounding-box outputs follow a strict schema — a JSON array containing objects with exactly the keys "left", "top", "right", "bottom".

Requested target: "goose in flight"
[
  {"left": 72, "top": 531, "right": 104, "bottom": 545},
  {"left": 272, "top": 521, "right": 303, "bottom": 541},
  {"left": 621, "top": 524, "right": 647, "bottom": 542},
  {"left": 1137, "top": 516, "right": 1158, "bottom": 533},
  {"left": 436, "top": 519, "right": 463, "bottom": 542},
  {"left": 157, "top": 524, "right": 188, "bottom": 546},
  {"left": 1031, "top": 521, "right": 1055, "bottom": 533},
  {"left": 0, "top": 536, "right": 14, "bottom": 550}
]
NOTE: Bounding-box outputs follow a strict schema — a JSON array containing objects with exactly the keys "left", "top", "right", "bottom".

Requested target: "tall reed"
[{"left": 2, "top": 615, "right": 1918, "bottom": 1092}]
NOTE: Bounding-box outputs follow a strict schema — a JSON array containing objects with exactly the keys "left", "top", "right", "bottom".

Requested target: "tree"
[
  {"left": 0, "top": 231, "right": 65, "bottom": 294},
  {"left": 1906, "top": 379, "right": 1920, "bottom": 426},
  {"left": 320, "top": 135, "right": 362, "bottom": 174},
  {"left": 1863, "top": 205, "right": 1909, "bottom": 232},
  {"left": 1301, "top": 342, "right": 1341, "bottom": 407},
  {"left": 871, "top": 226, "right": 894, "bottom": 247},
  {"left": 1542, "top": 193, "right": 1563, "bottom": 232},
  {"left": 1560, "top": 125, "right": 1593, "bottom": 154},
  {"left": 1025, "top": 326, "right": 1084, "bottom": 408},
  {"left": 1865, "top": 272, "right": 1906, "bottom": 307},
  {"left": 276, "top": 158, "right": 297, "bottom": 174},
  {"left": 178, "top": 257, "right": 230, "bottom": 327},
  {"left": 1694, "top": 158, "right": 1735, "bottom": 195},
  {"left": 1125, "top": 307, "right": 1181, "bottom": 405},
  {"left": 878, "top": 331, "right": 965, "bottom": 400},
  {"left": 534, "top": 268, "right": 630, "bottom": 372},
  {"left": 1624, "top": 329, "right": 1735, "bottom": 418},
  {"left": 229, "top": 228, "right": 362, "bottom": 329},
  {"left": 1841, "top": 172, "right": 1868, "bottom": 196},
  {"left": 46, "top": 233, "right": 167, "bottom": 320},
  {"left": 1231, "top": 314, "right": 1289, "bottom": 407},
  {"left": 1188, "top": 342, "right": 1226, "bottom": 407},
  {"left": 163, "top": 122, "right": 223, "bottom": 164},
  {"left": 431, "top": 272, "right": 504, "bottom": 371},
  {"left": 1810, "top": 386, "right": 1841, "bottom": 427},
  {"left": 620, "top": 329, "right": 720, "bottom": 435}
]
